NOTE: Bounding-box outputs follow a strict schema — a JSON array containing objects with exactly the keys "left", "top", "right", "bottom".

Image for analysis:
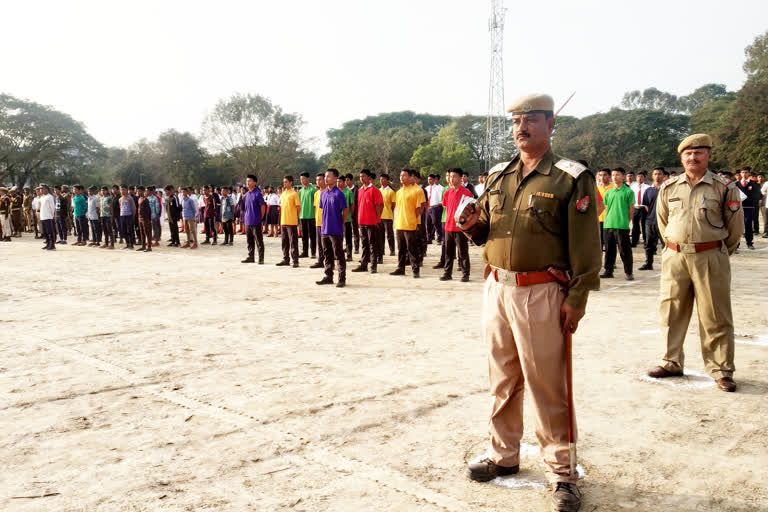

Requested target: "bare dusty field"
[{"left": 1, "top": 232, "right": 767, "bottom": 512}]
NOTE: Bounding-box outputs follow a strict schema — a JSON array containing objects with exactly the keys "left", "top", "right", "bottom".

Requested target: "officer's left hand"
[{"left": 560, "top": 303, "right": 585, "bottom": 334}]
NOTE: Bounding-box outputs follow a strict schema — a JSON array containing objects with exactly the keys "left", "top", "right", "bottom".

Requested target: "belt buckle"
[
  {"left": 494, "top": 267, "right": 518, "bottom": 286},
  {"left": 680, "top": 243, "right": 697, "bottom": 254}
]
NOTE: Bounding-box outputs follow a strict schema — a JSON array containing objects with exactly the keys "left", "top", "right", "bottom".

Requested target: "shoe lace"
[{"left": 555, "top": 482, "right": 579, "bottom": 496}]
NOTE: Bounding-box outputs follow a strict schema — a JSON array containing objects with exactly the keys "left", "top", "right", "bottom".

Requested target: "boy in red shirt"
[
  {"left": 351, "top": 169, "right": 383, "bottom": 274},
  {"left": 441, "top": 168, "right": 473, "bottom": 281}
]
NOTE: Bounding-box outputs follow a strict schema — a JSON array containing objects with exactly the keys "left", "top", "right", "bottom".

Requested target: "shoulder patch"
[
  {"left": 554, "top": 159, "right": 587, "bottom": 179},
  {"left": 488, "top": 161, "right": 512, "bottom": 178},
  {"left": 660, "top": 175, "right": 680, "bottom": 190},
  {"left": 713, "top": 174, "right": 730, "bottom": 186}
]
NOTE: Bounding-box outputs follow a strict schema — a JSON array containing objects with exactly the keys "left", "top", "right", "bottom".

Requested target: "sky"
[{"left": 3, "top": 0, "right": 767, "bottom": 154}]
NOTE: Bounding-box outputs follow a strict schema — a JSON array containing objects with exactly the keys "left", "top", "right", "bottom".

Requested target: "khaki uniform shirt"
[
  {"left": 657, "top": 171, "right": 744, "bottom": 255},
  {"left": 464, "top": 150, "right": 601, "bottom": 309}
]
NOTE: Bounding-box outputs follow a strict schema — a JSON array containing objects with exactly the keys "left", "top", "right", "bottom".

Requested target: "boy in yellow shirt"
[
  {"left": 277, "top": 175, "right": 301, "bottom": 267},
  {"left": 390, "top": 169, "right": 423, "bottom": 278}
]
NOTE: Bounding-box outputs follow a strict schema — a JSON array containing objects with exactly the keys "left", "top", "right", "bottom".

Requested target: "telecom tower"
[{"left": 485, "top": 0, "right": 506, "bottom": 172}]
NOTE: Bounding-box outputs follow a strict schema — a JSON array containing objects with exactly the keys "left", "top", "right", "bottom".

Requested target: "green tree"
[
  {"left": 678, "top": 84, "right": 730, "bottom": 112},
  {"left": 201, "top": 93, "right": 310, "bottom": 185},
  {"left": 327, "top": 122, "right": 433, "bottom": 174},
  {"left": 409, "top": 122, "right": 472, "bottom": 176},
  {"left": 156, "top": 129, "right": 207, "bottom": 185},
  {"left": 714, "top": 30, "right": 768, "bottom": 169},
  {"left": 552, "top": 108, "right": 689, "bottom": 170},
  {"left": 0, "top": 93, "right": 104, "bottom": 188},
  {"left": 621, "top": 87, "right": 680, "bottom": 113},
  {"left": 743, "top": 30, "right": 768, "bottom": 83}
]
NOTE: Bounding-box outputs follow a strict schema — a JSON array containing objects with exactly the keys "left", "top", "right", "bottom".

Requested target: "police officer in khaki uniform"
[
  {"left": 9, "top": 186, "right": 24, "bottom": 237},
  {"left": 647, "top": 134, "right": 744, "bottom": 392},
  {"left": 22, "top": 187, "right": 33, "bottom": 233},
  {"left": 0, "top": 187, "right": 12, "bottom": 241},
  {"left": 460, "top": 94, "right": 601, "bottom": 512}
]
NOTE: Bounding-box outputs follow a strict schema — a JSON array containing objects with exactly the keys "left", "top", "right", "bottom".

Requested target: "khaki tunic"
[
  {"left": 657, "top": 171, "right": 743, "bottom": 254},
  {"left": 465, "top": 150, "right": 601, "bottom": 309},
  {"left": 656, "top": 171, "right": 744, "bottom": 377}
]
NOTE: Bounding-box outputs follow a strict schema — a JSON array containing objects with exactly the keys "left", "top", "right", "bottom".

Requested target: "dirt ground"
[{"left": 1, "top": 231, "right": 767, "bottom": 512}]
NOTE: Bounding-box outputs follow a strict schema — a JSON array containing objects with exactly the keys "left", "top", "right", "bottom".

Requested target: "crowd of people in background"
[
  {"left": 1, "top": 164, "right": 763, "bottom": 285},
  {"left": 0, "top": 167, "right": 483, "bottom": 287},
  {"left": 595, "top": 166, "right": 766, "bottom": 281}
]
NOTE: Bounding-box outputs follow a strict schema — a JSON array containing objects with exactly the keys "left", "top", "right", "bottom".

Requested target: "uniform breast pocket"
[
  {"left": 526, "top": 196, "right": 561, "bottom": 235},
  {"left": 668, "top": 198, "right": 685, "bottom": 218},
  {"left": 697, "top": 198, "right": 724, "bottom": 227},
  {"left": 488, "top": 190, "right": 505, "bottom": 212}
]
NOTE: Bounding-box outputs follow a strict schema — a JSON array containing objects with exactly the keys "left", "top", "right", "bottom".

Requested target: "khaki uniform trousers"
[
  {"left": 483, "top": 275, "right": 576, "bottom": 485},
  {"left": 659, "top": 245, "right": 735, "bottom": 377}
]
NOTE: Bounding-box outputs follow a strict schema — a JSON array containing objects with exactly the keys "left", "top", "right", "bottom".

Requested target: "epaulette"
[
  {"left": 713, "top": 174, "right": 730, "bottom": 186},
  {"left": 488, "top": 158, "right": 515, "bottom": 178},
  {"left": 554, "top": 158, "right": 588, "bottom": 179},
  {"left": 660, "top": 175, "right": 681, "bottom": 190}
]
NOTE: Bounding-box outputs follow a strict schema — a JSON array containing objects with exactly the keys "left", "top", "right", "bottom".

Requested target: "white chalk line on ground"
[
  {"left": 469, "top": 445, "right": 586, "bottom": 491},
  {"left": 37, "top": 338, "right": 471, "bottom": 512},
  {"left": 639, "top": 369, "right": 713, "bottom": 389},
  {"left": 637, "top": 329, "right": 768, "bottom": 347}
]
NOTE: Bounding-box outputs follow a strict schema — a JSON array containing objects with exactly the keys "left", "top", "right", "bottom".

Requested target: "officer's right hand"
[{"left": 459, "top": 203, "right": 480, "bottom": 231}]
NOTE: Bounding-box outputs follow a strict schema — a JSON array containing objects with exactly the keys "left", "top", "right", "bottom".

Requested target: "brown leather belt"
[
  {"left": 486, "top": 265, "right": 567, "bottom": 287},
  {"left": 665, "top": 240, "right": 722, "bottom": 253}
]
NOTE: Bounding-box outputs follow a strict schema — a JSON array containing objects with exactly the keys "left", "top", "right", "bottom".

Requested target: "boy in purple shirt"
[
  {"left": 316, "top": 169, "right": 348, "bottom": 288},
  {"left": 241, "top": 174, "right": 267, "bottom": 264}
]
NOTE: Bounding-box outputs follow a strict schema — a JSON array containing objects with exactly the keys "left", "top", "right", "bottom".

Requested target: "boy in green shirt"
[
  {"left": 297, "top": 172, "right": 317, "bottom": 258},
  {"left": 338, "top": 178, "right": 355, "bottom": 261},
  {"left": 601, "top": 167, "right": 635, "bottom": 280},
  {"left": 72, "top": 185, "right": 89, "bottom": 246}
]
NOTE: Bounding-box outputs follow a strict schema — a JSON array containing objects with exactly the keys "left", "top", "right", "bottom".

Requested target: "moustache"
[{"left": 516, "top": 132, "right": 531, "bottom": 139}]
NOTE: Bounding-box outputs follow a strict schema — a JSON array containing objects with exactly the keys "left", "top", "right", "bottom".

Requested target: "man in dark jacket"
[
  {"left": 736, "top": 167, "right": 763, "bottom": 250},
  {"left": 164, "top": 185, "right": 182, "bottom": 247}
]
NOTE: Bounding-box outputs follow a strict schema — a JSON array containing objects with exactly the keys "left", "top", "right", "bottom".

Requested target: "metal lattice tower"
[{"left": 485, "top": 0, "right": 506, "bottom": 172}]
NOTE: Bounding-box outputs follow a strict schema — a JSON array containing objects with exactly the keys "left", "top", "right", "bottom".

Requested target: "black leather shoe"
[
  {"left": 315, "top": 277, "right": 333, "bottom": 285},
  {"left": 276, "top": 260, "right": 290, "bottom": 266},
  {"left": 625, "top": 274, "right": 634, "bottom": 281},
  {"left": 715, "top": 377, "right": 736, "bottom": 392},
  {"left": 336, "top": 280, "right": 346, "bottom": 288},
  {"left": 351, "top": 266, "right": 367, "bottom": 273},
  {"left": 551, "top": 482, "right": 582, "bottom": 512},
  {"left": 413, "top": 270, "right": 420, "bottom": 279},
  {"left": 599, "top": 272, "right": 614, "bottom": 278},
  {"left": 370, "top": 267, "right": 377, "bottom": 274},
  {"left": 309, "top": 263, "right": 323, "bottom": 269},
  {"left": 461, "top": 275, "right": 470, "bottom": 282},
  {"left": 439, "top": 274, "right": 452, "bottom": 281},
  {"left": 390, "top": 268, "right": 405, "bottom": 276},
  {"left": 647, "top": 366, "right": 683, "bottom": 378},
  {"left": 638, "top": 264, "right": 653, "bottom": 271},
  {"left": 241, "top": 258, "right": 255, "bottom": 263},
  {"left": 466, "top": 458, "right": 519, "bottom": 482},
  {"left": 292, "top": 262, "right": 299, "bottom": 268},
  {"left": 433, "top": 263, "right": 444, "bottom": 269}
]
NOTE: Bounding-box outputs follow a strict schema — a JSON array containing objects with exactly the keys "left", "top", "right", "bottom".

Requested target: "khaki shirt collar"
[
  {"left": 509, "top": 150, "right": 554, "bottom": 176},
  {"left": 678, "top": 170, "right": 714, "bottom": 185}
]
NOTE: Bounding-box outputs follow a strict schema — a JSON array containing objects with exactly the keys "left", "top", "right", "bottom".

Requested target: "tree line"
[{"left": 2, "top": 31, "right": 766, "bottom": 190}]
